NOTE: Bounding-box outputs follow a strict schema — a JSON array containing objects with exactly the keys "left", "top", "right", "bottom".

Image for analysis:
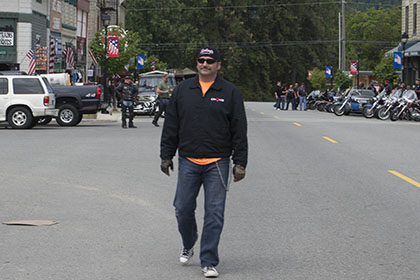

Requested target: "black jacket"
[
  {"left": 160, "top": 76, "right": 248, "bottom": 167},
  {"left": 116, "top": 83, "right": 138, "bottom": 101}
]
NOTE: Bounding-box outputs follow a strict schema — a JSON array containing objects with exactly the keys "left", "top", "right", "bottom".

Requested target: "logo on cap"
[{"left": 200, "top": 48, "right": 214, "bottom": 56}]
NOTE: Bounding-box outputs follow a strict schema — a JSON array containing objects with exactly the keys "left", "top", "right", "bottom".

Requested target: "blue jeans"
[
  {"left": 299, "top": 96, "right": 307, "bottom": 110},
  {"left": 174, "top": 157, "right": 229, "bottom": 267},
  {"left": 274, "top": 98, "right": 280, "bottom": 109},
  {"left": 280, "top": 96, "right": 286, "bottom": 110}
]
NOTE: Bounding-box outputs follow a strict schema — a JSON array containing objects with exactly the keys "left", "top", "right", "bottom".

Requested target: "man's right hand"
[{"left": 161, "top": 159, "right": 174, "bottom": 176}]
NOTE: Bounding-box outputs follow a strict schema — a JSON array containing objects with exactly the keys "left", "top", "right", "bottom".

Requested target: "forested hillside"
[{"left": 126, "top": 0, "right": 401, "bottom": 101}]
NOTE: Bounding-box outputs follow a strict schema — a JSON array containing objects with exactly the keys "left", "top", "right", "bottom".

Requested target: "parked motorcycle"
[
  {"left": 390, "top": 90, "right": 418, "bottom": 121},
  {"left": 333, "top": 91, "right": 351, "bottom": 116},
  {"left": 362, "top": 89, "right": 387, "bottom": 118},
  {"left": 333, "top": 88, "right": 375, "bottom": 116},
  {"left": 307, "top": 90, "right": 321, "bottom": 110},
  {"left": 326, "top": 91, "right": 345, "bottom": 113},
  {"left": 376, "top": 89, "right": 403, "bottom": 120},
  {"left": 133, "top": 93, "right": 158, "bottom": 116}
]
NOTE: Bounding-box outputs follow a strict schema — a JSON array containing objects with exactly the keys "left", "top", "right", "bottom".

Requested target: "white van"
[{"left": 0, "top": 76, "right": 58, "bottom": 129}]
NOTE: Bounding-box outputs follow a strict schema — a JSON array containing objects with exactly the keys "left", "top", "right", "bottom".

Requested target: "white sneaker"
[
  {"left": 179, "top": 248, "right": 193, "bottom": 265},
  {"left": 201, "top": 266, "right": 219, "bottom": 278}
]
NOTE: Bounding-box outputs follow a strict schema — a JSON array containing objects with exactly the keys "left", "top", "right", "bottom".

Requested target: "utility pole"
[
  {"left": 339, "top": 12, "right": 342, "bottom": 70},
  {"left": 342, "top": 0, "right": 346, "bottom": 71}
]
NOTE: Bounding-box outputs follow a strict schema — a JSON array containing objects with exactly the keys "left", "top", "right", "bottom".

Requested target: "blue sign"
[
  {"left": 137, "top": 54, "right": 145, "bottom": 69},
  {"left": 325, "top": 66, "right": 332, "bottom": 78},
  {"left": 393, "top": 52, "right": 402, "bottom": 69}
]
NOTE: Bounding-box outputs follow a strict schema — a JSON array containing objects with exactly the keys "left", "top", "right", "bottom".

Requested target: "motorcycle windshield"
[
  {"left": 402, "top": 90, "right": 417, "bottom": 101},
  {"left": 391, "top": 89, "right": 402, "bottom": 98}
]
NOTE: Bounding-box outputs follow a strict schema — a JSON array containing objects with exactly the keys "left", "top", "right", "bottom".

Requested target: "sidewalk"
[{"left": 83, "top": 110, "right": 121, "bottom": 122}]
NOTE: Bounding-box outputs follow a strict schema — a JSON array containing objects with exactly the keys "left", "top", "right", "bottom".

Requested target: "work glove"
[
  {"left": 161, "top": 159, "right": 174, "bottom": 176},
  {"left": 233, "top": 165, "right": 246, "bottom": 182}
]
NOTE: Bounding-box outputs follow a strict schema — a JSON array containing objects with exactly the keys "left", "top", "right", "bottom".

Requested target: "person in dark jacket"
[
  {"left": 160, "top": 46, "right": 248, "bottom": 278},
  {"left": 285, "top": 85, "right": 296, "bottom": 110},
  {"left": 115, "top": 77, "right": 138, "bottom": 128},
  {"left": 273, "top": 81, "right": 282, "bottom": 110}
]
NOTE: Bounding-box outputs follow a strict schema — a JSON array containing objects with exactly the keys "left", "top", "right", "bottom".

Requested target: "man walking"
[
  {"left": 160, "top": 47, "right": 248, "bottom": 278},
  {"left": 152, "top": 74, "right": 172, "bottom": 127},
  {"left": 115, "top": 76, "right": 138, "bottom": 128}
]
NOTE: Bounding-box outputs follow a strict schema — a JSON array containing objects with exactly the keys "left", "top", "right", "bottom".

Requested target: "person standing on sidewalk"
[
  {"left": 115, "top": 77, "right": 138, "bottom": 128},
  {"left": 160, "top": 46, "right": 248, "bottom": 278},
  {"left": 152, "top": 74, "right": 173, "bottom": 127},
  {"left": 298, "top": 83, "right": 307, "bottom": 111}
]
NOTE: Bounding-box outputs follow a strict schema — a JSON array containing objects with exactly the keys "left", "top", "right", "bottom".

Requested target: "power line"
[
  {"left": 127, "top": 1, "right": 342, "bottom": 12},
  {"left": 126, "top": 1, "right": 400, "bottom": 12},
  {"left": 139, "top": 40, "right": 397, "bottom": 52}
]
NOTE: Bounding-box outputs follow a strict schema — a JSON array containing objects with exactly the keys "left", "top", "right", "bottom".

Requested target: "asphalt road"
[{"left": 1, "top": 102, "right": 420, "bottom": 280}]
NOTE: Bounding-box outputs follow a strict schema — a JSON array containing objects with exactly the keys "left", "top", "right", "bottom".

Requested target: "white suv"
[{"left": 0, "top": 76, "right": 58, "bottom": 129}]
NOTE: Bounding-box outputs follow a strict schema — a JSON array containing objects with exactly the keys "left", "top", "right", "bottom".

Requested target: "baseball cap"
[{"left": 197, "top": 47, "right": 221, "bottom": 61}]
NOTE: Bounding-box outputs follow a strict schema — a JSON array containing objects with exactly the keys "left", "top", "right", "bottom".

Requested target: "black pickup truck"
[{"left": 39, "top": 85, "right": 106, "bottom": 126}]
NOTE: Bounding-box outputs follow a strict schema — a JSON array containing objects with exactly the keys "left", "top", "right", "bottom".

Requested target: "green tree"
[
  {"left": 90, "top": 26, "right": 141, "bottom": 77},
  {"left": 125, "top": 0, "right": 341, "bottom": 101},
  {"left": 346, "top": 6, "right": 401, "bottom": 71},
  {"left": 373, "top": 55, "right": 399, "bottom": 84},
  {"left": 308, "top": 68, "right": 327, "bottom": 90},
  {"left": 334, "top": 69, "right": 352, "bottom": 90}
]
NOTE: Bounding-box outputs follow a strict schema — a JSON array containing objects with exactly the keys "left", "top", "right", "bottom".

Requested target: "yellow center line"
[
  {"left": 388, "top": 170, "right": 420, "bottom": 188},
  {"left": 323, "top": 136, "right": 338, "bottom": 144},
  {"left": 293, "top": 122, "right": 302, "bottom": 127}
]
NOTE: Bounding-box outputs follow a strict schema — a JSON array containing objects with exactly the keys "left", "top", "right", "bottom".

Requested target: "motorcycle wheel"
[
  {"left": 334, "top": 104, "right": 346, "bottom": 116},
  {"left": 326, "top": 104, "right": 334, "bottom": 113},
  {"left": 317, "top": 103, "right": 325, "bottom": 111},
  {"left": 362, "top": 106, "right": 375, "bottom": 118},
  {"left": 308, "top": 102, "right": 316, "bottom": 110},
  {"left": 390, "top": 109, "right": 400, "bottom": 121},
  {"left": 377, "top": 107, "right": 391, "bottom": 120}
]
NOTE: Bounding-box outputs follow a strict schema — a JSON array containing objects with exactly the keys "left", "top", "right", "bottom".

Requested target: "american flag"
[
  {"left": 26, "top": 48, "right": 36, "bottom": 75},
  {"left": 108, "top": 37, "right": 119, "bottom": 58},
  {"left": 350, "top": 60, "right": 358, "bottom": 75},
  {"left": 63, "top": 46, "right": 74, "bottom": 68},
  {"left": 88, "top": 49, "right": 98, "bottom": 65}
]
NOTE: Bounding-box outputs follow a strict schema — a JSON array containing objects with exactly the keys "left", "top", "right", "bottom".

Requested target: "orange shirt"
[{"left": 187, "top": 80, "right": 222, "bottom": 165}]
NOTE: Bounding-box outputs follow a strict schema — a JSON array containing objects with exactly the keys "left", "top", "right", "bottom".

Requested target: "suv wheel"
[
  {"left": 7, "top": 107, "right": 33, "bottom": 129},
  {"left": 56, "top": 104, "right": 80, "bottom": 126}
]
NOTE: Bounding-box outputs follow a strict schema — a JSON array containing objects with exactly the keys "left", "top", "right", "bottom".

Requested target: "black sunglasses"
[{"left": 197, "top": 58, "right": 217, "bottom": 64}]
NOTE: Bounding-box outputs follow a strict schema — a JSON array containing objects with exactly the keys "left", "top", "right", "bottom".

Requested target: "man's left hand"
[{"left": 233, "top": 165, "right": 246, "bottom": 182}]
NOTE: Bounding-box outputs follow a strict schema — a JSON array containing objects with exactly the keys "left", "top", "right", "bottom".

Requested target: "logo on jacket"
[{"left": 211, "top": 97, "right": 224, "bottom": 103}]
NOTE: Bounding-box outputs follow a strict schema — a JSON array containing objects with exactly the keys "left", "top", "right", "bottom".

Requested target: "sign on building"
[{"left": 0, "top": 32, "right": 14, "bottom": 46}]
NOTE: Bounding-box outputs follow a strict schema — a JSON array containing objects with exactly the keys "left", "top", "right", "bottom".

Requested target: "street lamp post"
[
  {"left": 401, "top": 32, "right": 409, "bottom": 83},
  {"left": 101, "top": 12, "right": 111, "bottom": 107}
]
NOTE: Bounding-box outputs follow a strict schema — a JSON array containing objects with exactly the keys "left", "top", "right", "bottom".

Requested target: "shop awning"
[
  {"left": 384, "top": 41, "right": 419, "bottom": 56},
  {"left": 404, "top": 41, "right": 420, "bottom": 57},
  {"left": 384, "top": 46, "right": 398, "bottom": 56}
]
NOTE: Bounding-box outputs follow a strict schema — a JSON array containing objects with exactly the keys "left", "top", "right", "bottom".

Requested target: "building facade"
[
  {"left": 0, "top": 0, "right": 127, "bottom": 82},
  {"left": 0, "top": 0, "right": 49, "bottom": 72},
  {"left": 401, "top": 0, "right": 420, "bottom": 84}
]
